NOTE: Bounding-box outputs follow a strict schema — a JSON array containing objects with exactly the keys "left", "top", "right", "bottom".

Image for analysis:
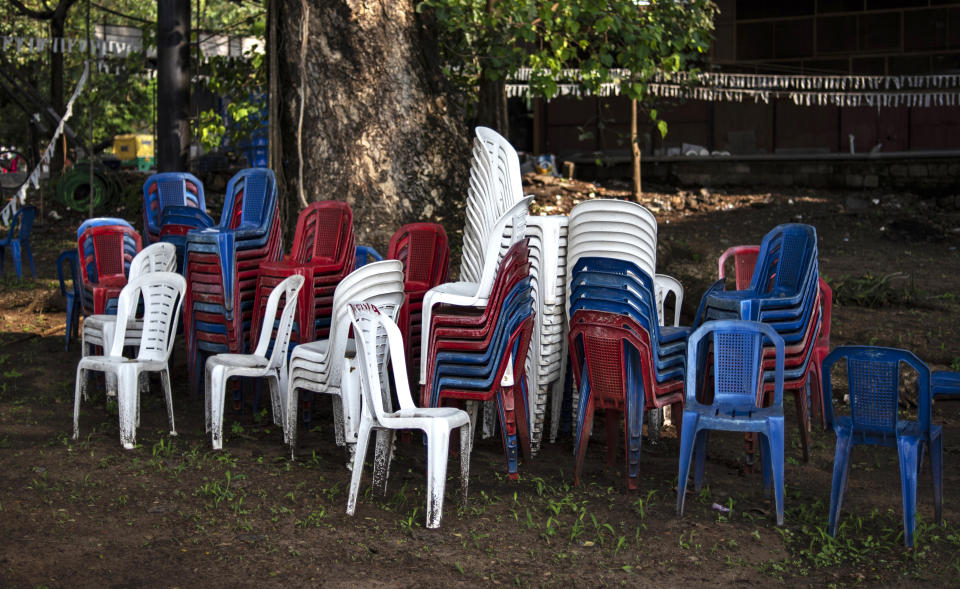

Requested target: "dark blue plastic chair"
[
  {"left": 677, "top": 319, "right": 786, "bottom": 525},
  {"left": 354, "top": 245, "right": 382, "bottom": 268},
  {"left": 142, "top": 172, "right": 206, "bottom": 244},
  {"left": 822, "top": 346, "right": 942, "bottom": 547},
  {"left": 0, "top": 205, "right": 37, "bottom": 281},
  {"left": 932, "top": 370, "right": 960, "bottom": 400},
  {"left": 57, "top": 249, "right": 83, "bottom": 350}
]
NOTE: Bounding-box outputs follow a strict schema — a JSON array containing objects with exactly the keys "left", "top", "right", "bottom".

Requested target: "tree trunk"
[
  {"left": 477, "top": 77, "right": 508, "bottom": 138},
  {"left": 631, "top": 98, "right": 641, "bottom": 199},
  {"left": 157, "top": 0, "right": 191, "bottom": 172},
  {"left": 275, "top": 0, "right": 469, "bottom": 252}
]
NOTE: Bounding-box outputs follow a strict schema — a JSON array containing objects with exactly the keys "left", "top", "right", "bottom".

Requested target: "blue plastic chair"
[
  {"left": 354, "top": 245, "right": 383, "bottom": 268},
  {"left": 677, "top": 320, "right": 786, "bottom": 525},
  {"left": 932, "top": 371, "right": 960, "bottom": 400},
  {"left": 0, "top": 205, "right": 37, "bottom": 281},
  {"left": 822, "top": 346, "right": 942, "bottom": 547},
  {"left": 142, "top": 172, "right": 206, "bottom": 244},
  {"left": 57, "top": 250, "right": 83, "bottom": 350}
]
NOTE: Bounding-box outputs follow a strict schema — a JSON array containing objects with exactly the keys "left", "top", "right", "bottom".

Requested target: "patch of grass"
[{"left": 830, "top": 272, "right": 916, "bottom": 308}]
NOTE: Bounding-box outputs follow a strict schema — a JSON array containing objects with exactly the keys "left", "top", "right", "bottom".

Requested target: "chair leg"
[
  {"left": 160, "top": 367, "right": 176, "bottom": 437},
  {"left": 573, "top": 379, "right": 595, "bottom": 486},
  {"left": 693, "top": 430, "right": 710, "bottom": 491},
  {"left": 793, "top": 388, "right": 810, "bottom": 462},
  {"left": 266, "top": 372, "right": 284, "bottom": 430},
  {"left": 346, "top": 422, "right": 373, "bottom": 517},
  {"left": 23, "top": 242, "right": 36, "bottom": 279},
  {"left": 930, "top": 434, "right": 943, "bottom": 524},
  {"left": 766, "top": 418, "right": 786, "bottom": 526},
  {"left": 117, "top": 367, "right": 140, "bottom": 450},
  {"left": 425, "top": 423, "right": 452, "bottom": 529},
  {"left": 626, "top": 395, "right": 644, "bottom": 491},
  {"left": 372, "top": 429, "right": 395, "bottom": 497},
  {"left": 495, "top": 387, "right": 520, "bottom": 480},
  {"left": 73, "top": 367, "right": 87, "bottom": 440},
  {"left": 897, "top": 437, "right": 921, "bottom": 547},
  {"left": 605, "top": 409, "right": 619, "bottom": 468},
  {"left": 828, "top": 432, "right": 854, "bottom": 537},
  {"left": 459, "top": 423, "right": 471, "bottom": 506},
  {"left": 207, "top": 364, "right": 229, "bottom": 450},
  {"left": 10, "top": 242, "right": 22, "bottom": 281},
  {"left": 676, "top": 413, "right": 699, "bottom": 517}
]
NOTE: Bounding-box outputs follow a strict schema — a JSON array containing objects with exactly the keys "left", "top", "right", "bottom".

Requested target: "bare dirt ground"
[{"left": 1, "top": 176, "right": 960, "bottom": 588}]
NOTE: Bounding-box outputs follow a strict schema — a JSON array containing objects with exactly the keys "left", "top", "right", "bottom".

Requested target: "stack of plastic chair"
[
  {"left": 421, "top": 237, "right": 535, "bottom": 479},
  {"left": 386, "top": 222, "right": 450, "bottom": 392},
  {"left": 76, "top": 218, "right": 142, "bottom": 315},
  {"left": 567, "top": 256, "right": 688, "bottom": 489},
  {"left": 252, "top": 200, "right": 355, "bottom": 350},
  {"left": 0, "top": 205, "right": 37, "bottom": 282},
  {"left": 696, "top": 223, "right": 821, "bottom": 462},
  {"left": 718, "top": 245, "right": 761, "bottom": 291},
  {"left": 522, "top": 215, "right": 568, "bottom": 452},
  {"left": 57, "top": 249, "right": 83, "bottom": 350},
  {"left": 142, "top": 172, "right": 207, "bottom": 245},
  {"left": 822, "top": 346, "right": 942, "bottom": 547},
  {"left": 345, "top": 302, "right": 471, "bottom": 529},
  {"left": 286, "top": 260, "right": 405, "bottom": 459},
  {"left": 677, "top": 320, "right": 786, "bottom": 526},
  {"left": 205, "top": 274, "right": 304, "bottom": 450},
  {"left": 80, "top": 243, "right": 177, "bottom": 395},
  {"left": 159, "top": 205, "right": 216, "bottom": 275},
  {"left": 183, "top": 168, "right": 283, "bottom": 396},
  {"left": 73, "top": 271, "right": 186, "bottom": 449}
]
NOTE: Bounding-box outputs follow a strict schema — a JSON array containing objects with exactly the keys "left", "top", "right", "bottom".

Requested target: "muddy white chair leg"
[
  {"left": 346, "top": 420, "right": 373, "bottom": 517},
  {"left": 425, "top": 423, "right": 452, "bottom": 529}
]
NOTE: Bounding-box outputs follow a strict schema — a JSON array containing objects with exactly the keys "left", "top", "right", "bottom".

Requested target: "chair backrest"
[
  {"left": 388, "top": 222, "right": 450, "bottom": 290},
  {"left": 7, "top": 206, "right": 36, "bottom": 240},
  {"left": 220, "top": 168, "right": 277, "bottom": 230},
  {"left": 289, "top": 201, "right": 354, "bottom": 264},
  {"left": 750, "top": 224, "right": 817, "bottom": 295},
  {"left": 252, "top": 274, "right": 305, "bottom": 368},
  {"left": 349, "top": 302, "right": 413, "bottom": 423},
  {"left": 78, "top": 225, "right": 142, "bottom": 284},
  {"left": 143, "top": 173, "right": 206, "bottom": 240},
  {"left": 77, "top": 217, "right": 135, "bottom": 240},
  {"left": 57, "top": 249, "right": 81, "bottom": 298},
  {"left": 686, "top": 319, "right": 784, "bottom": 413},
  {"left": 129, "top": 242, "right": 177, "bottom": 280},
  {"left": 568, "top": 310, "right": 653, "bottom": 408},
  {"left": 821, "top": 346, "right": 931, "bottom": 436},
  {"left": 110, "top": 272, "right": 186, "bottom": 362},
  {"left": 718, "top": 245, "right": 760, "bottom": 290}
]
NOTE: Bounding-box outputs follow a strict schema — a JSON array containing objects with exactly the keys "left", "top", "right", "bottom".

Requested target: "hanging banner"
[{"left": 1, "top": 62, "right": 89, "bottom": 228}]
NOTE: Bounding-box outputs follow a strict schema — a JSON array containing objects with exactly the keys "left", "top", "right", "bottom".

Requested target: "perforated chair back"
[
  {"left": 129, "top": 242, "right": 177, "bottom": 280},
  {"left": 109, "top": 272, "right": 186, "bottom": 363},
  {"left": 252, "top": 274, "right": 305, "bottom": 369},
  {"left": 388, "top": 222, "right": 450, "bottom": 290},
  {"left": 289, "top": 201, "right": 354, "bottom": 264},
  {"left": 220, "top": 168, "right": 276, "bottom": 230},
  {"left": 348, "top": 302, "right": 404, "bottom": 423}
]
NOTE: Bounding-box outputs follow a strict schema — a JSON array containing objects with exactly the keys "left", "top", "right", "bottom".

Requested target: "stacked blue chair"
[
  {"left": 76, "top": 218, "right": 141, "bottom": 315},
  {"left": 0, "top": 205, "right": 37, "bottom": 281},
  {"left": 158, "top": 205, "right": 216, "bottom": 273},
  {"left": 421, "top": 239, "right": 535, "bottom": 479},
  {"left": 694, "top": 223, "right": 821, "bottom": 461},
  {"left": 142, "top": 172, "right": 207, "bottom": 244},
  {"left": 822, "top": 346, "right": 942, "bottom": 547},
  {"left": 677, "top": 320, "right": 786, "bottom": 525},
  {"left": 567, "top": 256, "right": 688, "bottom": 489},
  {"left": 183, "top": 168, "right": 283, "bottom": 396}
]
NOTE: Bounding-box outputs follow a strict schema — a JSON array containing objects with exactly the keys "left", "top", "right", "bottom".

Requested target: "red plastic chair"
[
  {"left": 568, "top": 309, "right": 684, "bottom": 490},
  {"left": 388, "top": 223, "right": 451, "bottom": 390},
  {"left": 808, "top": 278, "right": 832, "bottom": 428},
  {"left": 251, "top": 201, "right": 355, "bottom": 345},
  {"left": 77, "top": 225, "right": 142, "bottom": 315},
  {"left": 718, "top": 245, "right": 760, "bottom": 290}
]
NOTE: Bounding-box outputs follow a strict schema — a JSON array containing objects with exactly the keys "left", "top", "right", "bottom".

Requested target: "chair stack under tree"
[
  {"left": 76, "top": 218, "right": 142, "bottom": 315},
  {"left": 696, "top": 223, "right": 821, "bottom": 464},
  {"left": 0, "top": 205, "right": 37, "bottom": 282},
  {"left": 821, "top": 346, "right": 942, "bottom": 548},
  {"left": 183, "top": 168, "right": 283, "bottom": 396},
  {"left": 421, "top": 238, "right": 535, "bottom": 480},
  {"left": 286, "top": 260, "right": 405, "bottom": 459},
  {"left": 567, "top": 257, "right": 688, "bottom": 490},
  {"left": 386, "top": 222, "right": 450, "bottom": 393}
]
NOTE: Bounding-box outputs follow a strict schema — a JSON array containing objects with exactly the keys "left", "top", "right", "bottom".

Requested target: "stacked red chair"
[
  {"left": 251, "top": 201, "right": 355, "bottom": 347},
  {"left": 387, "top": 222, "right": 450, "bottom": 390},
  {"left": 183, "top": 168, "right": 283, "bottom": 396},
  {"left": 421, "top": 239, "right": 535, "bottom": 479},
  {"left": 76, "top": 218, "right": 142, "bottom": 315}
]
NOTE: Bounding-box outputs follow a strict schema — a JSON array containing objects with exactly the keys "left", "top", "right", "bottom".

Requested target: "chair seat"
[
  {"left": 388, "top": 407, "right": 471, "bottom": 426},
  {"left": 207, "top": 353, "right": 270, "bottom": 371}
]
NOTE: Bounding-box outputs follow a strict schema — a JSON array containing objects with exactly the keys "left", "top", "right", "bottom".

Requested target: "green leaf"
[{"left": 657, "top": 120, "right": 668, "bottom": 139}]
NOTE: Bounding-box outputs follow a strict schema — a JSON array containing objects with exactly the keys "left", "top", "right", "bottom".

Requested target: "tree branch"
[{"left": 9, "top": 0, "right": 55, "bottom": 20}]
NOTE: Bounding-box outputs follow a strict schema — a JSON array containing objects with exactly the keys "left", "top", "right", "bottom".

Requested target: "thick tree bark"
[{"left": 275, "top": 0, "right": 469, "bottom": 252}]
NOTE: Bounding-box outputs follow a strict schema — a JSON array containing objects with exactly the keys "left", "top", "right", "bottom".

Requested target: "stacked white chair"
[
  {"left": 81, "top": 242, "right": 177, "bottom": 395},
  {"left": 565, "top": 199, "right": 686, "bottom": 433},
  {"left": 73, "top": 271, "right": 186, "bottom": 449},
  {"left": 523, "top": 215, "right": 569, "bottom": 452},
  {"left": 345, "top": 302, "right": 471, "bottom": 529},
  {"left": 287, "top": 260, "right": 405, "bottom": 459},
  {"left": 204, "top": 274, "right": 304, "bottom": 450}
]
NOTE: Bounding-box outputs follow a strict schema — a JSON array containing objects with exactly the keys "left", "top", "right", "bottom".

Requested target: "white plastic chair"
[
  {"left": 73, "top": 271, "right": 185, "bottom": 449},
  {"left": 81, "top": 242, "right": 177, "bottom": 395},
  {"left": 286, "top": 260, "right": 405, "bottom": 459},
  {"left": 344, "top": 302, "right": 471, "bottom": 529},
  {"left": 204, "top": 274, "right": 304, "bottom": 450}
]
